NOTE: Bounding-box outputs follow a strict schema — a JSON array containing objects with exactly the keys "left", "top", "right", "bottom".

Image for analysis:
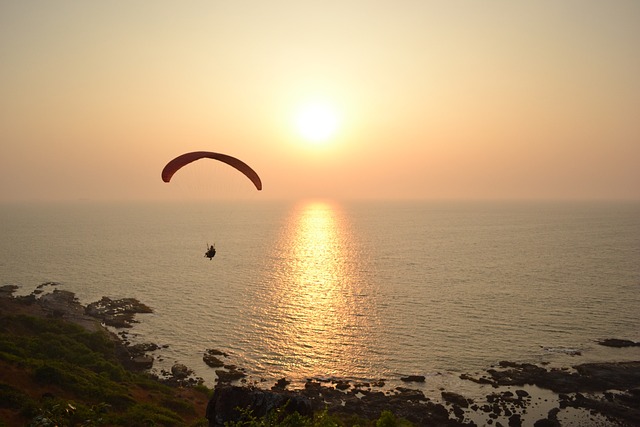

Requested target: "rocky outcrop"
[
  {"left": 203, "top": 349, "right": 227, "bottom": 368},
  {"left": 206, "top": 379, "right": 463, "bottom": 427},
  {"left": 598, "top": 338, "right": 640, "bottom": 347},
  {"left": 206, "top": 385, "right": 313, "bottom": 427},
  {"left": 400, "top": 375, "right": 425, "bottom": 383},
  {"left": 85, "top": 296, "right": 153, "bottom": 328},
  {"left": 479, "top": 361, "right": 640, "bottom": 394}
]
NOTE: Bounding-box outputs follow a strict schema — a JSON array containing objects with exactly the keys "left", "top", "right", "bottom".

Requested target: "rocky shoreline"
[{"left": 1, "top": 284, "right": 639, "bottom": 426}]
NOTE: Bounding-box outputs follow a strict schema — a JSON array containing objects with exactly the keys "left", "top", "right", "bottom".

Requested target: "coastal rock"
[
  {"left": 171, "top": 363, "right": 193, "bottom": 379},
  {"left": 598, "top": 338, "right": 640, "bottom": 347},
  {"left": 206, "top": 385, "right": 313, "bottom": 427},
  {"left": 441, "top": 391, "right": 470, "bottom": 408},
  {"left": 128, "top": 342, "right": 159, "bottom": 356},
  {"left": 334, "top": 380, "right": 350, "bottom": 390},
  {"left": 485, "top": 361, "right": 640, "bottom": 394},
  {"left": 85, "top": 296, "right": 153, "bottom": 328},
  {"left": 400, "top": 375, "right": 425, "bottom": 383},
  {"left": 0, "top": 284, "right": 19, "bottom": 296},
  {"left": 205, "top": 348, "right": 229, "bottom": 357},
  {"left": 131, "top": 355, "right": 154, "bottom": 370},
  {"left": 215, "top": 368, "right": 246, "bottom": 383},
  {"left": 39, "top": 290, "right": 84, "bottom": 317},
  {"left": 394, "top": 387, "right": 428, "bottom": 402},
  {"left": 272, "top": 377, "right": 290, "bottom": 390},
  {"left": 203, "top": 353, "right": 225, "bottom": 368}
]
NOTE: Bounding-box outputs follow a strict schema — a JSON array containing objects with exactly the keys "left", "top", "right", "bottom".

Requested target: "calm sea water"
[{"left": 2, "top": 200, "right": 639, "bottom": 396}]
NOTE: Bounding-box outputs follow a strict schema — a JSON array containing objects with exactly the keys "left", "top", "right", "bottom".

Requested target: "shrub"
[{"left": 375, "top": 410, "right": 412, "bottom": 427}]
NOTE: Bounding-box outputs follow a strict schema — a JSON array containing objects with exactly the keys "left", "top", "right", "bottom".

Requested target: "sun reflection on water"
[{"left": 249, "top": 200, "right": 381, "bottom": 383}]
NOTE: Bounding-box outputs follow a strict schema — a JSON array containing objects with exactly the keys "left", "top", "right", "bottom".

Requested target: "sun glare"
[{"left": 294, "top": 102, "right": 340, "bottom": 144}]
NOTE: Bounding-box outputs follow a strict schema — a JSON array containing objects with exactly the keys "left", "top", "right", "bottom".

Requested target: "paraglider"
[
  {"left": 205, "top": 244, "right": 216, "bottom": 260},
  {"left": 162, "top": 151, "right": 262, "bottom": 261},
  {"left": 161, "top": 151, "right": 262, "bottom": 190}
]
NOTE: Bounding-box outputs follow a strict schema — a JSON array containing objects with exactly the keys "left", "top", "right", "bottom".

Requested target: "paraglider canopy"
[{"left": 161, "top": 151, "right": 262, "bottom": 191}]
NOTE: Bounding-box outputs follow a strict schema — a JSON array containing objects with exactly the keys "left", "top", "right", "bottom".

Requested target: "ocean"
[{"left": 2, "top": 200, "right": 639, "bottom": 399}]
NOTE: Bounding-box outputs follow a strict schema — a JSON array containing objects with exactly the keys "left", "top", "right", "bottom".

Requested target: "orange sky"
[{"left": 1, "top": 1, "right": 639, "bottom": 202}]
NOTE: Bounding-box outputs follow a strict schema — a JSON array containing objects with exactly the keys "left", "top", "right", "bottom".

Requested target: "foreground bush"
[
  {"left": 0, "top": 314, "right": 209, "bottom": 426},
  {"left": 225, "top": 407, "right": 413, "bottom": 427}
]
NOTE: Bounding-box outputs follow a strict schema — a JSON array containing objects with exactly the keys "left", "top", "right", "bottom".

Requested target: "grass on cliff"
[
  {"left": 0, "top": 313, "right": 413, "bottom": 427},
  {"left": 224, "top": 406, "right": 413, "bottom": 427},
  {"left": 0, "top": 313, "right": 209, "bottom": 426}
]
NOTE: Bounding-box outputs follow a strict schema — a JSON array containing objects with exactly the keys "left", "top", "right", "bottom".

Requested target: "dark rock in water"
[
  {"left": 206, "top": 379, "right": 466, "bottom": 427},
  {"left": 400, "top": 375, "right": 425, "bottom": 383},
  {"left": 203, "top": 352, "right": 225, "bottom": 368},
  {"left": 508, "top": 413, "right": 522, "bottom": 427},
  {"left": 442, "top": 391, "right": 470, "bottom": 408},
  {"left": 483, "top": 361, "right": 640, "bottom": 394},
  {"left": 272, "top": 377, "right": 290, "bottom": 390},
  {"left": 0, "top": 284, "right": 19, "bottom": 296},
  {"left": 85, "top": 296, "right": 153, "bottom": 328},
  {"left": 451, "top": 404, "right": 465, "bottom": 420},
  {"left": 36, "top": 281, "right": 61, "bottom": 289},
  {"left": 215, "top": 368, "right": 246, "bottom": 383},
  {"left": 206, "top": 385, "right": 313, "bottom": 427},
  {"left": 32, "top": 290, "right": 103, "bottom": 331},
  {"left": 131, "top": 355, "right": 154, "bottom": 370},
  {"left": 205, "top": 348, "right": 229, "bottom": 357},
  {"left": 533, "top": 419, "right": 560, "bottom": 427},
  {"left": 598, "top": 338, "right": 640, "bottom": 347},
  {"left": 303, "top": 380, "right": 323, "bottom": 398},
  {"left": 171, "top": 363, "right": 193, "bottom": 379},
  {"left": 395, "top": 387, "right": 427, "bottom": 402},
  {"left": 128, "top": 342, "right": 159, "bottom": 356},
  {"left": 334, "top": 380, "right": 350, "bottom": 390}
]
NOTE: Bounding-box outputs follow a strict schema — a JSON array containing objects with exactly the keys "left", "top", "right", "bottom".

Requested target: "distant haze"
[{"left": 1, "top": 1, "right": 639, "bottom": 202}]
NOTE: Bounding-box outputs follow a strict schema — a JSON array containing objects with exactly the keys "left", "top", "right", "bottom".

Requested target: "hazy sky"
[{"left": 1, "top": 1, "right": 639, "bottom": 202}]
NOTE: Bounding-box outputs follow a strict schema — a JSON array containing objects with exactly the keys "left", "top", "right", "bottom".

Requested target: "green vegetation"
[
  {"left": 0, "top": 313, "right": 412, "bottom": 427},
  {"left": 0, "top": 314, "right": 209, "bottom": 426},
  {"left": 224, "top": 407, "right": 413, "bottom": 427}
]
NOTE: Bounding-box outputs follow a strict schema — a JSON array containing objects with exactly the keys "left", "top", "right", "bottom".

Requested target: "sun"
[{"left": 294, "top": 102, "right": 340, "bottom": 144}]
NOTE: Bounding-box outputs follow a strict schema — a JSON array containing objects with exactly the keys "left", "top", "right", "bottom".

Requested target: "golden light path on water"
[{"left": 242, "top": 200, "right": 384, "bottom": 384}]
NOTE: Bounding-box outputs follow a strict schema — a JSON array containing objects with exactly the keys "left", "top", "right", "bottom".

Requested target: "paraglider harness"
[{"left": 205, "top": 244, "right": 216, "bottom": 260}]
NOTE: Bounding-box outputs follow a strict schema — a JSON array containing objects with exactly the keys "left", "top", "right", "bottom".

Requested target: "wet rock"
[
  {"left": 508, "top": 413, "right": 522, "bottom": 427},
  {"left": 171, "top": 363, "right": 193, "bottom": 379},
  {"left": 560, "top": 388, "right": 640, "bottom": 425},
  {"left": 534, "top": 408, "right": 561, "bottom": 427},
  {"left": 205, "top": 348, "right": 229, "bottom": 357},
  {"left": 216, "top": 368, "right": 246, "bottom": 383},
  {"left": 597, "top": 338, "right": 640, "bottom": 347},
  {"left": 131, "top": 355, "right": 154, "bottom": 370},
  {"left": 400, "top": 375, "right": 425, "bottom": 383},
  {"left": 272, "top": 378, "right": 290, "bottom": 390},
  {"left": 203, "top": 352, "right": 225, "bottom": 368},
  {"left": 483, "top": 361, "right": 640, "bottom": 394},
  {"left": 39, "top": 290, "right": 83, "bottom": 315},
  {"left": 334, "top": 380, "right": 350, "bottom": 390},
  {"left": 442, "top": 391, "right": 470, "bottom": 408},
  {"left": 460, "top": 372, "right": 493, "bottom": 384},
  {"left": 451, "top": 404, "right": 465, "bottom": 420},
  {"left": 394, "top": 387, "right": 427, "bottom": 402},
  {"left": 0, "top": 284, "right": 19, "bottom": 296},
  {"left": 85, "top": 296, "right": 153, "bottom": 328},
  {"left": 128, "top": 342, "right": 159, "bottom": 356},
  {"left": 206, "top": 385, "right": 313, "bottom": 426}
]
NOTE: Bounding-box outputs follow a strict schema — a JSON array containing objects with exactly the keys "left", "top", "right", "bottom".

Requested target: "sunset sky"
[{"left": 1, "top": 1, "right": 639, "bottom": 202}]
